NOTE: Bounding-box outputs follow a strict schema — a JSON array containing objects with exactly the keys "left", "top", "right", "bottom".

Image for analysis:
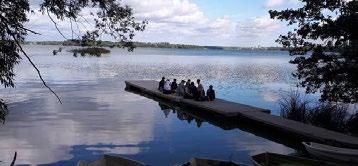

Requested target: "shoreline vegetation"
[
  {"left": 279, "top": 91, "right": 358, "bottom": 136},
  {"left": 69, "top": 47, "right": 111, "bottom": 57},
  {"left": 24, "top": 40, "right": 288, "bottom": 51}
]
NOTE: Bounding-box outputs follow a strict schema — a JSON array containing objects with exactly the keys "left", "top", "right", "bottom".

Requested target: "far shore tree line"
[
  {"left": 24, "top": 40, "right": 288, "bottom": 51},
  {"left": 0, "top": 0, "right": 357, "bottom": 134}
]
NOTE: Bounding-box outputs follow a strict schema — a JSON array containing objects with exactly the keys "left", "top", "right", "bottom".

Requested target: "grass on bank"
[
  {"left": 279, "top": 91, "right": 358, "bottom": 136},
  {"left": 69, "top": 47, "right": 110, "bottom": 57}
]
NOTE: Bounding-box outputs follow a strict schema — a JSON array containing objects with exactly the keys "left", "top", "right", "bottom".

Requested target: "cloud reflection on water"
[{"left": 0, "top": 82, "right": 156, "bottom": 165}]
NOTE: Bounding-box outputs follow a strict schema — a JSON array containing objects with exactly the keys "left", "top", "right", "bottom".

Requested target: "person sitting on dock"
[
  {"left": 196, "top": 79, "right": 206, "bottom": 101},
  {"left": 158, "top": 77, "right": 165, "bottom": 92},
  {"left": 190, "top": 82, "right": 199, "bottom": 100},
  {"left": 184, "top": 81, "right": 193, "bottom": 99},
  {"left": 207, "top": 85, "right": 215, "bottom": 101},
  {"left": 176, "top": 80, "right": 186, "bottom": 96},
  {"left": 163, "top": 79, "right": 172, "bottom": 94},
  {"left": 171, "top": 79, "right": 178, "bottom": 93}
]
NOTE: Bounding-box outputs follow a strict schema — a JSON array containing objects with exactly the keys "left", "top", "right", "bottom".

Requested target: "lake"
[{"left": 0, "top": 45, "right": 311, "bottom": 165}]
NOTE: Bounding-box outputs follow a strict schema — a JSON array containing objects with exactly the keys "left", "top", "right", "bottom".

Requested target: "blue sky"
[
  {"left": 26, "top": 0, "right": 300, "bottom": 47},
  {"left": 192, "top": 0, "right": 268, "bottom": 19}
]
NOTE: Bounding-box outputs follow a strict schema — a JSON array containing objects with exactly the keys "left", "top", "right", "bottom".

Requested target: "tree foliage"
[
  {"left": 0, "top": 0, "right": 146, "bottom": 119},
  {"left": 269, "top": 0, "right": 358, "bottom": 103},
  {"left": 0, "top": 99, "right": 8, "bottom": 123}
]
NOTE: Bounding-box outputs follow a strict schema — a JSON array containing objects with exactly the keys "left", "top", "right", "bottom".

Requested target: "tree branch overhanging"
[
  {"left": 5, "top": 25, "right": 63, "bottom": 104},
  {"left": 46, "top": 8, "right": 68, "bottom": 40},
  {"left": 15, "top": 39, "right": 63, "bottom": 104}
]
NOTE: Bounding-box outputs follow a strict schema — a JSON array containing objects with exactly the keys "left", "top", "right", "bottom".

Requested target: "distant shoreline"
[{"left": 24, "top": 40, "right": 288, "bottom": 51}]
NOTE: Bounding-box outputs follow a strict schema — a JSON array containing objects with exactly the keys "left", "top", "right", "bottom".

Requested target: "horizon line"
[{"left": 24, "top": 40, "right": 282, "bottom": 48}]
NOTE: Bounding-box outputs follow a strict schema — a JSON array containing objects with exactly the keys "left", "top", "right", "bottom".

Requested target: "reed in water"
[{"left": 279, "top": 91, "right": 357, "bottom": 135}]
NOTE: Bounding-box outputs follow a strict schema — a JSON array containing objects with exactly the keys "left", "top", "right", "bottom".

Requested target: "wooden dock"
[
  {"left": 125, "top": 80, "right": 358, "bottom": 148},
  {"left": 125, "top": 80, "right": 270, "bottom": 116}
]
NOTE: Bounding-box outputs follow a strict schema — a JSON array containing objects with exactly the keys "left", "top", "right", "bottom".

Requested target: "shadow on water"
[{"left": 125, "top": 88, "right": 305, "bottom": 151}]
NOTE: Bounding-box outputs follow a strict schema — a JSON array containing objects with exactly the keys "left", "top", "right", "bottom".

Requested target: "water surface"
[{"left": 0, "top": 45, "right": 304, "bottom": 165}]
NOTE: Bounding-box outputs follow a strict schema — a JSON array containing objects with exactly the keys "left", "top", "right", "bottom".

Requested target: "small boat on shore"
[
  {"left": 303, "top": 142, "right": 358, "bottom": 163},
  {"left": 251, "top": 152, "right": 342, "bottom": 166},
  {"left": 180, "top": 157, "right": 247, "bottom": 166},
  {"left": 76, "top": 155, "right": 147, "bottom": 166}
]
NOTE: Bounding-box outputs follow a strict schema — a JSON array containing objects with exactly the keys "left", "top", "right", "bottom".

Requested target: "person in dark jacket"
[
  {"left": 190, "top": 82, "right": 198, "bottom": 100},
  {"left": 158, "top": 77, "right": 165, "bottom": 91},
  {"left": 207, "top": 85, "right": 216, "bottom": 101},
  {"left": 171, "top": 79, "right": 178, "bottom": 93},
  {"left": 184, "top": 81, "right": 193, "bottom": 99}
]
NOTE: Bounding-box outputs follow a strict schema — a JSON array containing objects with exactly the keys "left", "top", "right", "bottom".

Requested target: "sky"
[{"left": 26, "top": 0, "right": 302, "bottom": 47}]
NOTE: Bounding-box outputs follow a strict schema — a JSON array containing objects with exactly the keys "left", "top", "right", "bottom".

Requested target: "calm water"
[{"left": 0, "top": 45, "right": 311, "bottom": 165}]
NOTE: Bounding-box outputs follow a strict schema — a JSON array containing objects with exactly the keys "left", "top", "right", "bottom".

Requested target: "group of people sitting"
[{"left": 158, "top": 77, "right": 215, "bottom": 101}]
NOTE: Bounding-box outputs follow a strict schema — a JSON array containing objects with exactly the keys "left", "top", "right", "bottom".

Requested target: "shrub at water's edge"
[
  {"left": 347, "top": 114, "right": 358, "bottom": 135},
  {"left": 279, "top": 91, "right": 310, "bottom": 123},
  {"left": 307, "top": 104, "right": 348, "bottom": 133},
  {"left": 279, "top": 91, "right": 357, "bottom": 135},
  {"left": 69, "top": 47, "right": 111, "bottom": 57}
]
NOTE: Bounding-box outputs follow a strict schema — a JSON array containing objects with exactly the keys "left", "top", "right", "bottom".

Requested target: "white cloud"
[
  {"left": 265, "top": 0, "right": 284, "bottom": 8},
  {"left": 124, "top": 0, "right": 234, "bottom": 40},
  {"left": 123, "top": 0, "right": 282, "bottom": 45},
  {"left": 25, "top": 0, "right": 284, "bottom": 46},
  {"left": 126, "top": 0, "right": 207, "bottom": 24},
  {"left": 236, "top": 16, "right": 281, "bottom": 37},
  {"left": 265, "top": 0, "right": 299, "bottom": 8}
]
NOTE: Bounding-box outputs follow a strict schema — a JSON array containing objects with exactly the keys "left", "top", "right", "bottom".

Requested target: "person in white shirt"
[
  {"left": 176, "top": 80, "right": 186, "bottom": 96},
  {"left": 196, "top": 79, "right": 205, "bottom": 101},
  {"left": 163, "top": 79, "right": 172, "bottom": 94}
]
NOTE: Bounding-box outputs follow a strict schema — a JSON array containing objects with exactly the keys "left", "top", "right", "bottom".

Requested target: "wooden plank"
[{"left": 125, "top": 80, "right": 358, "bottom": 149}]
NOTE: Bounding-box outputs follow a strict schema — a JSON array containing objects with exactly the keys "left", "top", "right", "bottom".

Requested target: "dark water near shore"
[{"left": 0, "top": 45, "right": 310, "bottom": 165}]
